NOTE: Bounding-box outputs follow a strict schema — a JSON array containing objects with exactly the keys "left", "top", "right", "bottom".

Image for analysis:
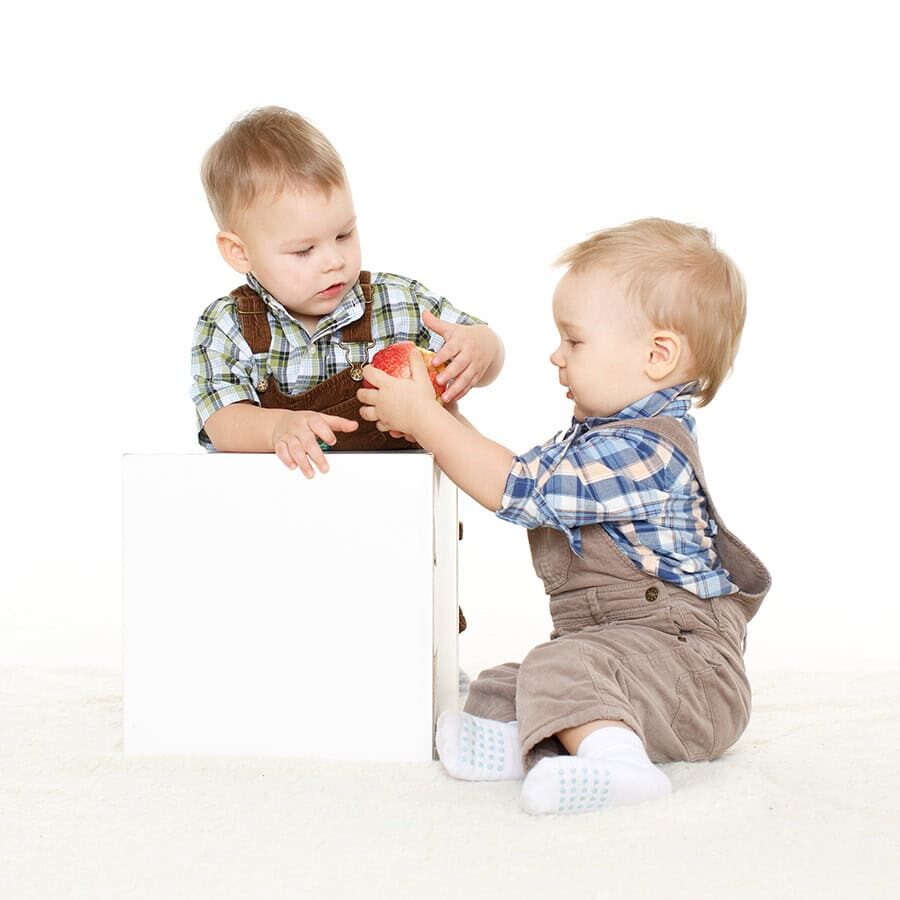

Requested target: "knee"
[{"left": 519, "top": 641, "right": 560, "bottom": 680}]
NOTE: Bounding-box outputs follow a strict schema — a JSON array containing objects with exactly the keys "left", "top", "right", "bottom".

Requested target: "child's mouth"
[
  {"left": 318, "top": 282, "right": 345, "bottom": 298},
  {"left": 566, "top": 389, "right": 573, "bottom": 400}
]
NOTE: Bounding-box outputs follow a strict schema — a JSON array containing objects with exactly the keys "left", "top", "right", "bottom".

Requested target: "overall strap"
[
  {"left": 336, "top": 271, "right": 375, "bottom": 379},
  {"left": 603, "top": 416, "right": 710, "bottom": 504},
  {"left": 339, "top": 270, "right": 374, "bottom": 342},
  {"left": 231, "top": 285, "right": 271, "bottom": 354},
  {"left": 599, "top": 415, "right": 771, "bottom": 616}
]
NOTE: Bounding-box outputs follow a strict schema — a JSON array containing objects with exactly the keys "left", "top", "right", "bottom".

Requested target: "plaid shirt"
[
  {"left": 191, "top": 271, "right": 484, "bottom": 448},
  {"left": 498, "top": 385, "right": 737, "bottom": 599}
]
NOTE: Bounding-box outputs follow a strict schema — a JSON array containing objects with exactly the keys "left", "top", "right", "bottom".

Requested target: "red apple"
[{"left": 363, "top": 341, "right": 448, "bottom": 398}]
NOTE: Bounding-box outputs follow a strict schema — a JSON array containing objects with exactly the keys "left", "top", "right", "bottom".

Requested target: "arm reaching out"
[{"left": 357, "top": 351, "right": 513, "bottom": 510}]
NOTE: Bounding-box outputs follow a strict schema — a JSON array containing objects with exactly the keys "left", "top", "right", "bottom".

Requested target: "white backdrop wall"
[{"left": 2, "top": 1, "right": 896, "bottom": 672}]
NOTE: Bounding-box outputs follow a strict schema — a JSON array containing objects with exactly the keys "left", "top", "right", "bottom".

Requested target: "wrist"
[
  {"left": 270, "top": 409, "right": 299, "bottom": 448},
  {"left": 414, "top": 399, "right": 454, "bottom": 450}
]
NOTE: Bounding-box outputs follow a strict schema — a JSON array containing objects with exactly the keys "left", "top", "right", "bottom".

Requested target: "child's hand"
[
  {"left": 423, "top": 309, "right": 496, "bottom": 404},
  {"left": 357, "top": 351, "right": 439, "bottom": 436},
  {"left": 271, "top": 410, "right": 359, "bottom": 477}
]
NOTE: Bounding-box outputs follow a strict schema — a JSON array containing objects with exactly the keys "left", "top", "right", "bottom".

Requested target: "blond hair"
[
  {"left": 556, "top": 218, "right": 746, "bottom": 406},
  {"left": 201, "top": 106, "right": 346, "bottom": 230}
]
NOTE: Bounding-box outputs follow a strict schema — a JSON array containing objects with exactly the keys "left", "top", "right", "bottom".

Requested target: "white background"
[{"left": 2, "top": 1, "right": 896, "bottom": 674}]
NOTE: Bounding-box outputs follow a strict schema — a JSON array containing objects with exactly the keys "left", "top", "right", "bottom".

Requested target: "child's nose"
[{"left": 323, "top": 248, "right": 344, "bottom": 271}]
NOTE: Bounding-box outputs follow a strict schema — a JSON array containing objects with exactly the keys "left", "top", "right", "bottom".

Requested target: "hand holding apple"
[
  {"left": 361, "top": 341, "right": 448, "bottom": 398},
  {"left": 423, "top": 309, "right": 498, "bottom": 404},
  {"left": 357, "top": 346, "right": 447, "bottom": 438}
]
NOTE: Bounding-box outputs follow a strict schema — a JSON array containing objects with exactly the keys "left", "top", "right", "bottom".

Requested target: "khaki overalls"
[{"left": 464, "top": 414, "right": 771, "bottom": 768}]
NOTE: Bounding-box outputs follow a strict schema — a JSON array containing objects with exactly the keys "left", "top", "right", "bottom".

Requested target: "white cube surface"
[{"left": 123, "top": 451, "right": 458, "bottom": 762}]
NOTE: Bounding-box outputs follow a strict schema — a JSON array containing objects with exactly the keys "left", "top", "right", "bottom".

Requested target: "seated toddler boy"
[
  {"left": 190, "top": 106, "right": 505, "bottom": 477},
  {"left": 358, "top": 218, "right": 771, "bottom": 815}
]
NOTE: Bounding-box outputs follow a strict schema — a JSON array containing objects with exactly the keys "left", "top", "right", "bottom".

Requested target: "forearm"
[
  {"left": 203, "top": 401, "right": 281, "bottom": 452},
  {"left": 415, "top": 405, "right": 514, "bottom": 511}
]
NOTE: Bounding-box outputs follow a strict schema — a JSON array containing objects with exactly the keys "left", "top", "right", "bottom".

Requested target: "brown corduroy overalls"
[
  {"left": 230, "top": 270, "right": 417, "bottom": 453},
  {"left": 464, "top": 414, "right": 771, "bottom": 769},
  {"left": 230, "top": 270, "right": 467, "bottom": 632}
]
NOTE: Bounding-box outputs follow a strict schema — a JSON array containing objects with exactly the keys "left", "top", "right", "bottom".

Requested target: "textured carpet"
[{"left": 1, "top": 668, "right": 897, "bottom": 899}]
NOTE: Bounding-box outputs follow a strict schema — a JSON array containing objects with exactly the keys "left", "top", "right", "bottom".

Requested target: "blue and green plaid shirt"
[
  {"left": 191, "top": 271, "right": 484, "bottom": 449},
  {"left": 498, "top": 384, "right": 736, "bottom": 599}
]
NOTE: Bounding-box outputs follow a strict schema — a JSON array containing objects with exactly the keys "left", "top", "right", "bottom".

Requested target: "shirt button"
[{"left": 644, "top": 586, "right": 659, "bottom": 603}]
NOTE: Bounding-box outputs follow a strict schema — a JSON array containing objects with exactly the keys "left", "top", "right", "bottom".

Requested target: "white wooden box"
[{"left": 122, "top": 452, "right": 459, "bottom": 761}]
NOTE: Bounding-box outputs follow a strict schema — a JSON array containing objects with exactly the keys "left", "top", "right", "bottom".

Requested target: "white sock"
[
  {"left": 520, "top": 726, "right": 671, "bottom": 815},
  {"left": 436, "top": 711, "right": 525, "bottom": 781}
]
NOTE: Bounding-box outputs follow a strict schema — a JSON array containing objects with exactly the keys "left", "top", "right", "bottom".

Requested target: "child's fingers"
[
  {"left": 360, "top": 365, "right": 388, "bottom": 387},
  {"left": 311, "top": 421, "right": 338, "bottom": 447},
  {"left": 422, "top": 309, "right": 451, "bottom": 337},
  {"left": 441, "top": 366, "right": 478, "bottom": 404},
  {"left": 323, "top": 414, "right": 359, "bottom": 432},
  {"left": 356, "top": 387, "right": 379, "bottom": 405},
  {"left": 280, "top": 436, "right": 315, "bottom": 478},
  {"left": 408, "top": 348, "right": 432, "bottom": 384},
  {"left": 274, "top": 441, "right": 299, "bottom": 471},
  {"left": 302, "top": 438, "right": 330, "bottom": 475},
  {"left": 435, "top": 351, "right": 468, "bottom": 385},
  {"left": 431, "top": 341, "right": 457, "bottom": 369}
]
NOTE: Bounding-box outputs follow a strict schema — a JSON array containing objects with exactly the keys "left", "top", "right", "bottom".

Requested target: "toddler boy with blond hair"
[
  {"left": 358, "top": 218, "right": 771, "bottom": 815},
  {"left": 191, "top": 106, "right": 505, "bottom": 477}
]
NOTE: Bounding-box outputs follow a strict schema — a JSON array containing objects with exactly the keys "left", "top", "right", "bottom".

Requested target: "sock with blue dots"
[
  {"left": 436, "top": 711, "right": 525, "bottom": 781},
  {"left": 519, "top": 726, "right": 671, "bottom": 815}
]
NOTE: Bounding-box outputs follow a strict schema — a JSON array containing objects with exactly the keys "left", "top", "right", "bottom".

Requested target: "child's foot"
[
  {"left": 519, "top": 726, "right": 671, "bottom": 815},
  {"left": 436, "top": 711, "right": 525, "bottom": 781}
]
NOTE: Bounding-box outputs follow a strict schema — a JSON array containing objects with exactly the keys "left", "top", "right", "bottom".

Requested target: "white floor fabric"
[{"left": 1, "top": 667, "right": 897, "bottom": 899}]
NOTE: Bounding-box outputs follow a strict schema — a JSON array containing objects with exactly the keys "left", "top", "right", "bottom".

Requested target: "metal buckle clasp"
[{"left": 338, "top": 340, "right": 375, "bottom": 381}]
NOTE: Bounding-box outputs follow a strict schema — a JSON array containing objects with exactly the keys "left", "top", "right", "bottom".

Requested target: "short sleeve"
[
  {"left": 496, "top": 426, "right": 690, "bottom": 556},
  {"left": 190, "top": 298, "right": 260, "bottom": 449}
]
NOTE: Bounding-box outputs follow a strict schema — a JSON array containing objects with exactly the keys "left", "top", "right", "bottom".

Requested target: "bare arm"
[
  {"left": 204, "top": 401, "right": 287, "bottom": 452},
  {"left": 357, "top": 355, "right": 515, "bottom": 511},
  {"left": 413, "top": 405, "right": 514, "bottom": 511},
  {"left": 204, "top": 401, "right": 359, "bottom": 477}
]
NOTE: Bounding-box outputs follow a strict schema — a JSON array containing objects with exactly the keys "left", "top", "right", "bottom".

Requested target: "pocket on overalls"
[
  {"left": 671, "top": 660, "right": 751, "bottom": 761},
  {"left": 320, "top": 397, "right": 361, "bottom": 420}
]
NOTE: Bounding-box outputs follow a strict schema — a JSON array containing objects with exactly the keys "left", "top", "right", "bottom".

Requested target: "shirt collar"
[
  {"left": 563, "top": 382, "right": 698, "bottom": 439},
  {"left": 246, "top": 272, "right": 367, "bottom": 338}
]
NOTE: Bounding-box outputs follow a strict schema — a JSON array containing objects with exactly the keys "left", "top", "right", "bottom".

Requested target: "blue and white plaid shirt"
[{"left": 498, "top": 384, "right": 736, "bottom": 599}]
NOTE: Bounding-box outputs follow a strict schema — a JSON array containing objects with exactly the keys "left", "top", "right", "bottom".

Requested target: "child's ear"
[
  {"left": 644, "top": 331, "right": 683, "bottom": 381},
  {"left": 216, "top": 231, "right": 251, "bottom": 274}
]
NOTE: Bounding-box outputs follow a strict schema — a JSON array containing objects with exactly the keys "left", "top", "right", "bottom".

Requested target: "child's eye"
[
  {"left": 294, "top": 248, "right": 313, "bottom": 257},
  {"left": 567, "top": 339, "right": 581, "bottom": 347},
  {"left": 337, "top": 229, "right": 354, "bottom": 241}
]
